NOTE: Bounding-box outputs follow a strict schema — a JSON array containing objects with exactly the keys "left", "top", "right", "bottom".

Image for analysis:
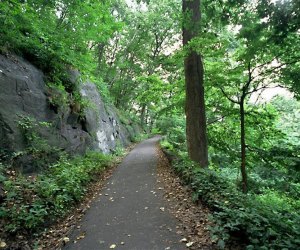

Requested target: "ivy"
[{"left": 169, "top": 155, "right": 300, "bottom": 249}]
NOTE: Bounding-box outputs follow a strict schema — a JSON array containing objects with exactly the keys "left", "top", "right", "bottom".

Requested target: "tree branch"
[
  {"left": 252, "top": 59, "right": 300, "bottom": 82},
  {"left": 219, "top": 87, "right": 240, "bottom": 104},
  {"left": 207, "top": 114, "right": 228, "bottom": 126}
]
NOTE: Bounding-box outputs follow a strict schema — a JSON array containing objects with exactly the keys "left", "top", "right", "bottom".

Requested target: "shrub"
[
  {"left": 0, "top": 152, "right": 112, "bottom": 233},
  {"left": 167, "top": 153, "right": 300, "bottom": 249}
]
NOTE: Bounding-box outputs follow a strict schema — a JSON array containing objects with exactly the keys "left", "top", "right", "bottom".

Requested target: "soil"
[{"left": 156, "top": 146, "right": 217, "bottom": 250}]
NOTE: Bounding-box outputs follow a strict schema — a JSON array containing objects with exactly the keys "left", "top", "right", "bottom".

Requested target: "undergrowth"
[
  {"left": 161, "top": 141, "right": 300, "bottom": 250},
  {"left": 0, "top": 152, "right": 113, "bottom": 234}
]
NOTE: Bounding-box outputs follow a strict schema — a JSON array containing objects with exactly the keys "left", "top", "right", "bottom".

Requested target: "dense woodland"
[{"left": 0, "top": 0, "right": 299, "bottom": 249}]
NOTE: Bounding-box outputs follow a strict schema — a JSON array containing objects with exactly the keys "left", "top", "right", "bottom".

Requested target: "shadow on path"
[{"left": 64, "top": 136, "right": 186, "bottom": 250}]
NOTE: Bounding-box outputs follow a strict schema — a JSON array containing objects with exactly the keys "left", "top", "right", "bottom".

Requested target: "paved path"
[{"left": 64, "top": 136, "right": 186, "bottom": 250}]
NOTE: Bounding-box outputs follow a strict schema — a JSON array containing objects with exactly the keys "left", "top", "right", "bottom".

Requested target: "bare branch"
[
  {"left": 253, "top": 88, "right": 266, "bottom": 105},
  {"left": 219, "top": 87, "right": 240, "bottom": 104},
  {"left": 252, "top": 59, "right": 300, "bottom": 82},
  {"left": 250, "top": 53, "right": 285, "bottom": 74},
  {"left": 242, "top": 61, "right": 252, "bottom": 95},
  {"left": 245, "top": 84, "right": 271, "bottom": 96},
  {"left": 207, "top": 115, "right": 228, "bottom": 126}
]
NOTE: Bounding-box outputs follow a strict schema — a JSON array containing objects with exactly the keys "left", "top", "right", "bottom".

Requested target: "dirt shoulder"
[{"left": 156, "top": 145, "right": 217, "bottom": 250}]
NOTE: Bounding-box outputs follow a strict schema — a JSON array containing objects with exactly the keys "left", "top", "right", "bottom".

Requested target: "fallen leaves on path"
[
  {"left": 0, "top": 241, "right": 7, "bottom": 248},
  {"left": 0, "top": 161, "right": 119, "bottom": 250},
  {"left": 63, "top": 237, "right": 70, "bottom": 243},
  {"left": 76, "top": 232, "right": 86, "bottom": 240},
  {"left": 186, "top": 241, "right": 195, "bottom": 247},
  {"left": 23, "top": 144, "right": 138, "bottom": 249},
  {"left": 156, "top": 146, "right": 217, "bottom": 250},
  {"left": 34, "top": 164, "right": 118, "bottom": 249}
]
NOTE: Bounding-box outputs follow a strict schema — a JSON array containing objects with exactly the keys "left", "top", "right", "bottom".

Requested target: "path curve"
[{"left": 64, "top": 136, "right": 186, "bottom": 250}]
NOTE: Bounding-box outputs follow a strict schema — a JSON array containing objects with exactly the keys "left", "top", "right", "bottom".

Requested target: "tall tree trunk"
[
  {"left": 240, "top": 99, "right": 247, "bottom": 192},
  {"left": 183, "top": 0, "right": 208, "bottom": 167}
]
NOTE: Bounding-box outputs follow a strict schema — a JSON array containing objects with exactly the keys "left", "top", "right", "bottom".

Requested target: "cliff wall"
[{"left": 0, "top": 54, "right": 140, "bottom": 172}]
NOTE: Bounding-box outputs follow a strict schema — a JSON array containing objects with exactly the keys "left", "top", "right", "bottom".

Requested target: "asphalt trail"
[{"left": 64, "top": 136, "right": 186, "bottom": 250}]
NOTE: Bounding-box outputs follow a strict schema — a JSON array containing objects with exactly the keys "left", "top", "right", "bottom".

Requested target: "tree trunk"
[
  {"left": 140, "top": 104, "right": 146, "bottom": 127},
  {"left": 240, "top": 99, "right": 247, "bottom": 192},
  {"left": 183, "top": 0, "right": 208, "bottom": 167},
  {"left": 97, "top": 43, "right": 105, "bottom": 68}
]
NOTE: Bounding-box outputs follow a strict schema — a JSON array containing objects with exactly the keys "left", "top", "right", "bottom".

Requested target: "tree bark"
[
  {"left": 183, "top": 0, "right": 208, "bottom": 167},
  {"left": 97, "top": 43, "right": 105, "bottom": 68},
  {"left": 240, "top": 99, "right": 247, "bottom": 192},
  {"left": 140, "top": 104, "right": 146, "bottom": 127}
]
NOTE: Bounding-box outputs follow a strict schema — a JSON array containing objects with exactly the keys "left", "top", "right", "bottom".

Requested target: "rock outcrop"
[
  {"left": 0, "top": 54, "right": 140, "bottom": 164},
  {"left": 79, "top": 80, "right": 133, "bottom": 153}
]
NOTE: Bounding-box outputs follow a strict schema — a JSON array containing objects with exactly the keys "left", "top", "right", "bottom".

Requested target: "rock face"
[
  {"left": 80, "top": 80, "right": 133, "bottom": 153},
  {"left": 0, "top": 54, "right": 139, "bottom": 162}
]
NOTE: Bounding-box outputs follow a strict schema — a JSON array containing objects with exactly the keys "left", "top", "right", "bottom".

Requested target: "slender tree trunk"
[
  {"left": 183, "top": 0, "right": 208, "bottom": 167},
  {"left": 97, "top": 43, "right": 105, "bottom": 68},
  {"left": 140, "top": 104, "right": 146, "bottom": 127},
  {"left": 240, "top": 99, "right": 247, "bottom": 192}
]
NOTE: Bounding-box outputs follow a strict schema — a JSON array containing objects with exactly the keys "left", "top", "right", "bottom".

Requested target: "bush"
[
  {"left": 168, "top": 154, "right": 300, "bottom": 249},
  {"left": 156, "top": 115, "right": 186, "bottom": 150},
  {"left": 0, "top": 152, "right": 112, "bottom": 233}
]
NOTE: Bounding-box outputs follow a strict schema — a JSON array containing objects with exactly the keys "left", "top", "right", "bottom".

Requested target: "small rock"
[
  {"left": 186, "top": 242, "right": 194, "bottom": 247},
  {"left": 0, "top": 241, "right": 7, "bottom": 248}
]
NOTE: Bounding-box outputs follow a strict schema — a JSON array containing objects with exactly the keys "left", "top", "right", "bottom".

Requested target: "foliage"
[
  {"left": 47, "top": 82, "right": 69, "bottom": 110},
  {"left": 0, "top": 0, "right": 118, "bottom": 72},
  {"left": 99, "top": 0, "right": 181, "bottom": 126},
  {"left": 18, "top": 116, "right": 51, "bottom": 149},
  {"left": 271, "top": 96, "right": 300, "bottom": 147},
  {"left": 111, "top": 142, "right": 126, "bottom": 156},
  {"left": 165, "top": 151, "right": 300, "bottom": 249},
  {"left": 0, "top": 163, "right": 6, "bottom": 183},
  {"left": 1, "top": 0, "right": 299, "bottom": 247},
  {"left": 160, "top": 91, "right": 300, "bottom": 248},
  {"left": 156, "top": 115, "right": 186, "bottom": 151},
  {"left": 0, "top": 0, "right": 121, "bottom": 108},
  {"left": 130, "top": 133, "right": 149, "bottom": 143},
  {"left": 0, "top": 152, "right": 112, "bottom": 233},
  {"left": 15, "top": 115, "right": 61, "bottom": 174}
]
